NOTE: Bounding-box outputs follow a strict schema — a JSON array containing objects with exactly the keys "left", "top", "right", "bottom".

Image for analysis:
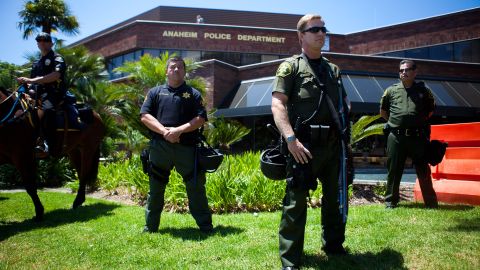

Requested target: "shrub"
[
  {"left": 97, "top": 151, "right": 287, "bottom": 212},
  {"left": 38, "top": 157, "right": 78, "bottom": 187},
  {"left": 0, "top": 164, "right": 21, "bottom": 188}
]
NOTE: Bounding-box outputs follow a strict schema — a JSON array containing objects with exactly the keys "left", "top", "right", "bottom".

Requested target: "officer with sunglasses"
[
  {"left": 16, "top": 32, "right": 67, "bottom": 157},
  {"left": 380, "top": 59, "right": 438, "bottom": 209},
  {"left": 272, "top": 14, "right": 352, "bottom": 270}
]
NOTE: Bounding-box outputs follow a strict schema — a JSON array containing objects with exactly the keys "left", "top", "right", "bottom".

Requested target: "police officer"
[
  {"left": 17, "top": 32, "right": 67, "bottom": 155},
  {"left": 380, "top": 59, "right": 438, "bottom": 209},
  {"left": 140, "top": 56, "right": 213, "bottom": 233},
  {"left": 272, "top": 14, "right": 351, "bottom": 269}
]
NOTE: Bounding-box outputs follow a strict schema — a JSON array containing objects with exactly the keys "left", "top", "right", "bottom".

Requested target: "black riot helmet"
[
  {"left": 197, "top": 144, "right": 224, "bottom": 173},
  {"left": 260, "top": 147, "right": 286, "bottom": 180},
  {"left": 426, "top": 140, "right": 448, "bottom": 166},
  {"left": 35, "top": 32, "right": 52, "bottom": 42}
]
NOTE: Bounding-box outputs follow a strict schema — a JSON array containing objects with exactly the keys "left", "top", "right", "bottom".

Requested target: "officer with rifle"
[{"left": 271, "top": 14, "right": 352, "bottom": 270}]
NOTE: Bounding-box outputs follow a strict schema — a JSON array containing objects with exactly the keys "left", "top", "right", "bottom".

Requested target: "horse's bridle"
[
  {"left": 0, "top": 85, "right": 29, "bottom": 126},
  {"left": 0, "top": 85, "right": 21, "bottom": 105}
]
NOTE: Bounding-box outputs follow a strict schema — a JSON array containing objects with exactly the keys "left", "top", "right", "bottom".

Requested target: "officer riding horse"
[{"left": 0, "top": 85, "right": 105, "bottom": 221}]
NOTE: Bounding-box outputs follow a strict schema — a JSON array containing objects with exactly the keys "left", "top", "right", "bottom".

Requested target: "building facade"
[{"left": 71, "top": 6, "right": 480, "bottom": 149}]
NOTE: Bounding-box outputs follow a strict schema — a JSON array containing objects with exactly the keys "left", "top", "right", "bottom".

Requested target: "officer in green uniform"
[
  {"left": 140, "top": 56, "right": 213, "bottom": 233},
  {"left": 380, "top": 59, "right": 438, "bottom": 209},
  {"left": 272, "top": 14, "right": 351, "bottom": 270}
]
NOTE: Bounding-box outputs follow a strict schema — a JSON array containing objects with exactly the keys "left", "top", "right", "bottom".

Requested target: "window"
[
  {"left": 261, "top": 54, "right": 279, "bottom": 62},
  {"left": 346, "top": 75, "right": 384, "bottom": 103},
  {"left": 429, "top": 44, "right": 453, "bottom": 61},
  {"left": 143, "top": 49, "right": 160, "bottom": 57},
  {"left": 231, "top": 82, "right": 254, "bottom": 108},
  {"left": 448, "top": 82, "right": 480, "bottom": 107},
  {"left": 123, "top": 52, "right": 135, "bottom": 63},
  {"left": 374, "top": 77, "right": 399, "bottom": 91},
  {"left": 241, "top": 53, "right": 261, "bottom": 65},
  {"left": 230, "top": 78, "right": 275, "bottom": 108},
  {"left": 424, "top": 80, "right": 458, "bottom": 106},
  {"left": 341, "top": 75, "right": 363, "bottom": 102},
  {"left": 382, "top": 51, "right": 405, "bottom": 58},
  {"left": 405, "top": 47, "right": 429, "bottom": 59},
  {"left": 134, "top": 50, "right": 143, "bottom": 60},
  {"left": 454, "top": 39, "right": 480, "bottom": 63},
  {"left": 182, "top": 51, "right": 201, "bottom": 62}
]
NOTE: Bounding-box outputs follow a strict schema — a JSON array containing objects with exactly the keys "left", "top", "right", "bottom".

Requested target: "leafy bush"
[
  {"left": 37, "top": 157, "right": 77, "bottom": 187},
  {"left": 97, "top": 151, "right": 286, "bottom": 212},
  {"left": 0, "top": 158, "right": 76, "bottom": 188},
  {"left": 97, "top": 155, "right": 149, "bottom": 202},
  {"left": 0, "top": 164, "right": 21, "bottom": 188}
]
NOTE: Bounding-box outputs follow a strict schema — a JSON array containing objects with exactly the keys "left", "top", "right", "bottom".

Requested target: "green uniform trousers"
[
  {"left": 385, "top": 132, "right": 438, "bottom": 207},
  {"left": 145, "top": 139, "right": 212, "bottom": 232},
  {"left": 279, "top": 139, "right": 346, "bottom": 267}
]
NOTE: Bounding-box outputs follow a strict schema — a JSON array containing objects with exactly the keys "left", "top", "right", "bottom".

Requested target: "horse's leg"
[
  {"left": 69, "top": 148, "right": 86, "bottom": 209},
  {"left": 16, "top": 155, "right": 44, "bottom": 221}
]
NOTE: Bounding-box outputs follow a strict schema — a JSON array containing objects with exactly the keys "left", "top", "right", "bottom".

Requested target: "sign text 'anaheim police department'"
[{"left": 162, "top": 30, "right": 286, "bottom": 43}]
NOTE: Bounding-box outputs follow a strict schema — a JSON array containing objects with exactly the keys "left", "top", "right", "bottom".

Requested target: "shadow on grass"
[
  {"left": 401, "top": 202, "right": 474, "bottom": 211},
  {"left": 0, "top": 202, "right": 119, "bottom": 242},
  {"left": 158, "top": 225, "right": 244, "bottom": 241},
  {"left": 447, "top": 217, "right": 480, "bottom": 232},
  {"left": 303, "top": 248, "right": 406, "bottom": 270},
  {"left": 0, "top": 195, "right": 8, "bottom": 202}
]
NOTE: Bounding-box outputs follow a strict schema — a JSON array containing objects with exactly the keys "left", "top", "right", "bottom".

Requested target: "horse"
[{"left": 0, "top": 86, "right": 105, "bottom": 221}]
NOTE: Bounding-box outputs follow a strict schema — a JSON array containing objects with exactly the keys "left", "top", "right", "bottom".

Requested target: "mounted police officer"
[
  {"left": 380, "top": 59, "right": 438, "bottom": 209},
  {"left": 16, "top": 32, "right": 67, "bottom": 156},
  {"left": 140, "top": 56, "right": 213, "bottom": 233},
  {"left": 271, "top": 14, "right": 352, "bottom": 269}
]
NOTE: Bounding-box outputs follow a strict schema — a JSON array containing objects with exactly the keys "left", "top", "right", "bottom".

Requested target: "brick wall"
[
  {"left": 193, "top": 53, "right": 480, "bottom": 111},
  {"left": 192, "top": 60, "right": 240, "bottom": 109},
  {"left": 345, "top": 8, "right": 480, "bottom": 54},
  {"left": 81, "top": 22, "right": 299, "bottom": 58}
]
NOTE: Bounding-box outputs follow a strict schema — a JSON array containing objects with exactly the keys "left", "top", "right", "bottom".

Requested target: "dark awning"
[{"left": 215, "top": 75, "right": 480, "bottom": 118}]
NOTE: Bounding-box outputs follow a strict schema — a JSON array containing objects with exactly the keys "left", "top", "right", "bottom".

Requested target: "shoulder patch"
[
  {"left": 276, "top": 62, "right": 293, "bottom": 77},
  {"left": 55, "top": 56, "right": 64, "bottom": 63}
]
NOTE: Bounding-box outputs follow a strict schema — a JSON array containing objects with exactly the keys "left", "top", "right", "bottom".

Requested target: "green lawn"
[{"left": 1, "top": 191, "right": 479, "bottom": 270}]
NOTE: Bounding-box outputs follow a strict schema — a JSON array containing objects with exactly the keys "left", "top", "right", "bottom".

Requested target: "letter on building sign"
[
  {"left": 162, "top": 31, "right": 198, "bottom": 38},
  {"left": 204, "top": 32, "right": 232, "bottom": 40}
]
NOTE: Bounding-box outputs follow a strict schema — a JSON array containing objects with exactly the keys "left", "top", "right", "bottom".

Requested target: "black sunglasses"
[
  {"left": 302, "top": 26, "right": 327, "bottom": 34},
  {"left": 399, "top": 68, "right": 415, "bottom": 73}
]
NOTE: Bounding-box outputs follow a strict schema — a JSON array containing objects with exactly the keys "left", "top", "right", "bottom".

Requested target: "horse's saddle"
[{"left": 55, "top": 103, "right": 93, "bottom": 131}]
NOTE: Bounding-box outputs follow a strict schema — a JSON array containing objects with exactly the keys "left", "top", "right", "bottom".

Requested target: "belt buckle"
[{"left": 405, "top": 129, "right": 412, "bottom": 136}]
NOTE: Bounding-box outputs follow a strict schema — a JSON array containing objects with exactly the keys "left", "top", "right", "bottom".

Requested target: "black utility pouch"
[
  {"left": 383, "top": 123, "right": 391, "bottom": 138},
  {"left": 309, "top": 125, "right": 330, "bottom": 147},
  {"left": 140, "top": 148, "right": 151, "bottom": 175},
  {"left": 286, "top": 155, "right": 317, "bottom": 191}
]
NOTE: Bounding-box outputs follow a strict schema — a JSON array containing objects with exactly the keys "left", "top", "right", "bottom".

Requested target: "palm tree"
[
  {"left": 350, "top": 114, "right": 384, "bottom": 145},
  {"left": 114, "top": 52, "right": 206, "bottom": 95},
  {"left": 57, "top": 45, "right": 106, "bottom": 95},
  {"left": 114, "top": 52, "right": 208, "bottom": 139},
  {"left": 17, "top": 0, "right": 79, "bottom": 39},
  {"left": 204, "top": 116, "right": 251, "bottom": 151}
]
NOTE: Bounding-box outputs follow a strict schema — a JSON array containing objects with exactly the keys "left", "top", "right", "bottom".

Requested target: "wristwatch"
[{"left": 286, "top": 135, "right": 296, "bottom": 143}]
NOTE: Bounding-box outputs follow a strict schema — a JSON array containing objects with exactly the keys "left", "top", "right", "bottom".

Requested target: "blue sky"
[{"left": 1, "top": 0, "right": 479, "bottom": 65}]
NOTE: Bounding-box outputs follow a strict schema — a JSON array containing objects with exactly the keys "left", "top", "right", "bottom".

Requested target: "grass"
[{"left": 1, "top": 191, "right": 479, "bottom": 270}]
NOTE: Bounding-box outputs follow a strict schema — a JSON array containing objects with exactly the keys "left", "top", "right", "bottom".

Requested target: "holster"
[
  {"left": 285, "top": 128, "right": 317, "bottom": 191},
  {"left": 286, "top": 160, "right": 317, "bottom": 191},
  {"left": 383, "top": 123, "right": 391, "bottom": 140},
  {"left": 140, "top": 148, "right": 151, "bottom": 175}
]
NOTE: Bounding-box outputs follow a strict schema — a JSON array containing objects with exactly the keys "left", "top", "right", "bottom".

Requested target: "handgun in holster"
[
  {"left": 140, "top": 148, "right": 151, "bottom": 175},
  {"left": 286, "top": 117, "right": 318, "bottom": 191}
]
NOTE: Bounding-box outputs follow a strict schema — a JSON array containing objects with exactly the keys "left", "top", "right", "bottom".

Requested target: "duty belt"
[{"left": 392, "top": 127, "right": 424, "bottom": 137}]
